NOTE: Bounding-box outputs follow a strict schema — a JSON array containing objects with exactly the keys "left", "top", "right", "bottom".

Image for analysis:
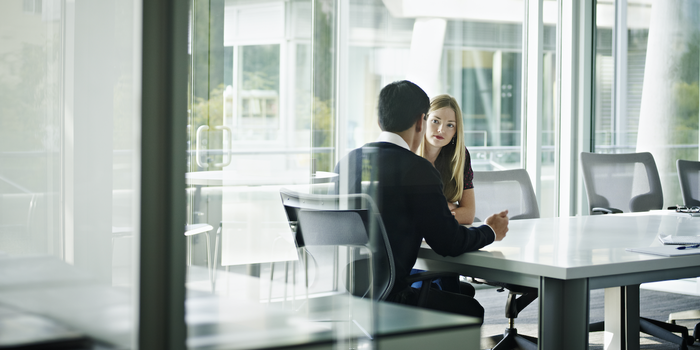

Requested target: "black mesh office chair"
[
  {"left": 473, "top": 169, "right": 539, "bottom": 350},
  {"left": 668, "top": 159, "right": 700, "bottom": 341},
  {"left": 280, "top": 188, "right": 457, "bottom": 304},
  {"left": 581, "top": 152, "right": 694, "bottom": 349}
]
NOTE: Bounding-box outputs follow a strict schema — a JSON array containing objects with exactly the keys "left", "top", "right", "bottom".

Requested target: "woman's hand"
[{"left": 447, "top": 201, "right": 458, "bottom": 211}]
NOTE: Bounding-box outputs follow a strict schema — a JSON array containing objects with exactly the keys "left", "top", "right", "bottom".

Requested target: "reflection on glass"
[
  {"left": 238, "top": 45, "right": 280, "bottom": 131},
  {"left": 594, "top": 0, "right": 615, "bottom": 148},
  {"left": 594, "top": 0, "right": 699, "bottom": 206},
  {"left": 346, "top": 0, "right": 528, "bottom": 173},
  {"left": 186, "top": 0, "right": 337, "bottom": 307},
  {"left": 0, "top": 0, "right": 139, "bottom": 347}
]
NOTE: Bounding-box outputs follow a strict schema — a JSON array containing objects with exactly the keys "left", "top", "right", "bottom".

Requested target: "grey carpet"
[{"left": 476, "top": 286, "right": 700, "bottom": 350}]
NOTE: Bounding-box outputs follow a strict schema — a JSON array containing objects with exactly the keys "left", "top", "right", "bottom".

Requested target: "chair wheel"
[{"left": 686, "top": 335, "right": 694, "bottom": 346}]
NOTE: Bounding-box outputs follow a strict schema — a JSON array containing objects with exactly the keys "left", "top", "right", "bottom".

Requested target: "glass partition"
[
  {"left": 593, "top": 0, "right": 700, "bottom": 206},
  {"left": 343, "top": 0, "right": 531, "bottom": 174},
  {"left": 186, "top": 0, "right": 340, "bottom": 303},
  {"left": 0, "top": 0, "right": 140, "bottom": 347}
]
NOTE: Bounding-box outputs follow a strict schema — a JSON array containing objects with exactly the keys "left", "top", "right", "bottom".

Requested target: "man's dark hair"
[{"left": 377, "top": 80, "right": 430, "bottom": 132}]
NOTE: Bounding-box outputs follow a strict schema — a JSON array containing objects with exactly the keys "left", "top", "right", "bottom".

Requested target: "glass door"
[{"left": 186, "top": 0, "right": 331, "bottom": 301}]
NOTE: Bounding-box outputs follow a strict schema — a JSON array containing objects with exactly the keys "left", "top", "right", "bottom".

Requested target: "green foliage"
[
  {"left": 312, "top": 95, "right": 334, "bottom": 172},
  {"left": 0, "top": 44, "right": 46, "bottom": 152},
  {"left": 191, "top": 83, "right": 225, "bottom": 130},
  {"left": 241, "top": 45, "right": 280, "bottom": 91},
  {"left": 311, "top": 0, "right": 336, "bottom": 172}
]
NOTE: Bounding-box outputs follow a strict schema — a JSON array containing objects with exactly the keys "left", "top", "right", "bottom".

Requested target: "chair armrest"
[{"left": 592, "top": 207, "right": 623, "bottom": 214}]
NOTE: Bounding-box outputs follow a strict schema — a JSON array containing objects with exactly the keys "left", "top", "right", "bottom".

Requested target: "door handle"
[
  {"left": 214, "top": 125, "right": 232, "bottom": 167},
  {"left": 195, "top": 125, "right": 209, "bottom": 168},
  {"left": 196, "top": 125, "right": 232, "bottom": 168}
]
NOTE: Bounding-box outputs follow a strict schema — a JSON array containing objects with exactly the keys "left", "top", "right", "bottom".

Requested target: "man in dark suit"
[{"left": 334, "top": 80, "right": 509, "bottom": 320}]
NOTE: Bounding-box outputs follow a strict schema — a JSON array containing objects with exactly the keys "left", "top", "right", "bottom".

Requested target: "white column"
[
  {"left": 406, "top": 18, "right": 446, "bottom": 97},
  {"left": 636, "top": 0, "right": 685, "bottom": 205}
]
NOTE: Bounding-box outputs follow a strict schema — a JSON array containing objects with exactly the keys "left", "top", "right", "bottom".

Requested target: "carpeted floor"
[{"left": 476, "top": 286, "right": 700, "bottom": 350}]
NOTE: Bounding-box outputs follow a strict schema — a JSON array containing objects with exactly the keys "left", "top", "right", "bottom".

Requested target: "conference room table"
[{"left": 415, "top": 212, "right": 700, "bottom": 350}]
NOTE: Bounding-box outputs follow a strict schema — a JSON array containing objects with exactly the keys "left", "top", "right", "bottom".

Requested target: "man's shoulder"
[{"left": 339, "top": 142, "right": 439, "bottom": 180}]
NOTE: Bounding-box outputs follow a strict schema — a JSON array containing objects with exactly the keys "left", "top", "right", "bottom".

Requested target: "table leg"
[
  {"left": 603, "top": 285, "right": 640, "bottom": 350},
  {"left": 538, "top": 277, "right": 589, "bottom": 350}
]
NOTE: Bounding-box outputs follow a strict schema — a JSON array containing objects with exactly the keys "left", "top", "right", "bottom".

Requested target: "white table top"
[
  {"left": 186, "top": 171, "right": 338, "bottom": 186},
  {"left": 186, "top": 268, "right": 481, "bottom": 349},
  {"left": 418, "top": 213, "right": 700, "bottom": 286}
]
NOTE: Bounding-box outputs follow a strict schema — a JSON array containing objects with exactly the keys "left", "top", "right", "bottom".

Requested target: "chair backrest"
[
  {"left": 279, "top": 188, "right": 395, "bottom": 301},
  {"left": 676, "top": 159, "right": 700, "bottom": 207},
  {"left": 580, "top": 152, "right": 663, "bottom": 213},
  {"left": 472, "top": 169, "right": 540, "bottom": 221}
]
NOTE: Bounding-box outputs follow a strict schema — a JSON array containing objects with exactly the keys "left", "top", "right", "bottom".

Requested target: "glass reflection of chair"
[
  {"left": 580, "top": 152, "right": 694, "bottom": 348},
  {"left": 472, "top": 169, "right": 539, "bottom": 350},
  {"left": 669, "top": 159, "right": 700, "bottom": 342},
  {"left": 185, "top": 223, "right": 215, "bottom": 290},
  {"left": 279, "top": 189, "right": 457, "bottom": 331}
]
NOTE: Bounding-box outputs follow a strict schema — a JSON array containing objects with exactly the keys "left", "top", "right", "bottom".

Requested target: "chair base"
[
  {"left": 590, "top": 317, "right": 694, "bottom": 350},
  {"left": 488, "top": 327, "right": 537, "bottom": 350}
]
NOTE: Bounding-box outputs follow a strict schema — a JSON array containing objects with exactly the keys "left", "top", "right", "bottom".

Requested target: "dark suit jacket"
[{"left": 333, "top": 141, "right": 495, "bottom": 298}]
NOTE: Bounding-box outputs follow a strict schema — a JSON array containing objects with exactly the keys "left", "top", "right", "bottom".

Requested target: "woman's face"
[{"left": 425, "top": 107, "right": 457, "bottom": 149}]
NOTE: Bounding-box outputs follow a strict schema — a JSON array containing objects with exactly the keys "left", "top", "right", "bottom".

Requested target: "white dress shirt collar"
[{"left": 375, "top": 131, "right": 411, "bottom": 151}]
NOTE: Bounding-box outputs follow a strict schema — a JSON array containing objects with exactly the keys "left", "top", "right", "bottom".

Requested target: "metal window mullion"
[
  {"left": 139, "top": 0, "right": 189, "bottom": 348},
  {"left": 556, "top": 0, "right": 568, "bottom": 217},
  {"left": 558, "top": 0, "right": 591, "bottom": 217},
  {"left": 524, "top": 0, "right": 544, "bottom": 205},
  {"left": 613, "top": 0, "right": 628, "bottom": 150},
  {"left": 577, "top": 0, "right": 595, "bottom": 215},
  {"left": 336, "top": 0, "right": 349, "bottom": 164}
]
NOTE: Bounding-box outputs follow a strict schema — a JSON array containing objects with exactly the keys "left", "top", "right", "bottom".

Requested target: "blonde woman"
[{"left": 418, "top": 94, "right": 475, "bottom": 225}]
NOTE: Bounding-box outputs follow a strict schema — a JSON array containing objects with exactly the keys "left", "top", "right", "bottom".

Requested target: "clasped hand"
[{"left": 485, "top": 210, "right": 509, "bottom": 241}]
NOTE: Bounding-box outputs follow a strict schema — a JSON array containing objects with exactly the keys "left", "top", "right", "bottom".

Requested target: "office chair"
[
  {"left": 668, "top": 159, "right": 700, "bottom": 341},
  {"left": 676, "top": 159, "right": 700, "bottom": 208},
  {"left": 280, "top": 188, "right": 458, "bottom": 304},
  {"left": 473, "top": 169, "right": 540, "bottom": 222},
  {"left": 581, "top": 152, "right": 694, "bottom": 349},
  {"left": 580, "top": 151, "right": 664, "bottom": 214},
  {"left": 473, "top": 169, "right": 539, "bottom": 350}
]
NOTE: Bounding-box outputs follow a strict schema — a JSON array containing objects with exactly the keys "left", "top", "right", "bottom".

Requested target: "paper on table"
[
  {"left": 657, "top": 234, "right": 700, "bottom": 245},
  {"left": 626, "top": 245, "right": 700, "bottom": 257}
]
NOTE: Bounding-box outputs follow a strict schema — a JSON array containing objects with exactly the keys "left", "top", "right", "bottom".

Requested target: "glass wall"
[
  {"left": 341, "top": 0, "right": 564, "bottom": 217},
  {"left": 188, "top": 0, "right": 569, "bottom": 308},
  {"left": 593, "top": 0, "right": 700, "bottom": 206},
  {"left": 343, "top": 0, "right": 530, "bottom": 172},
  {"left": 0, "top": 0, "right": 140, "bottom": 347},
  {"left": 187, "top": 0, "right": 339, "bottom": 301}
]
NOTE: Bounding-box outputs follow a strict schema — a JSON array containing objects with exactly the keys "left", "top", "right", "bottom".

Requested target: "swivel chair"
[
  {"left": 668, "top": 159, "right": 700, "bottom": 341},
  {"left": 280, "top": 188, "right": 459, "bottom": 304},
  {"left": 580, "top": 151, "right": 663, "bottom": 214},
  {"left": 580, "top": 152, "right": 694, "bottom": 349},
  {"left": 473, "top": 169, "right": 539, "bottom": 350}
]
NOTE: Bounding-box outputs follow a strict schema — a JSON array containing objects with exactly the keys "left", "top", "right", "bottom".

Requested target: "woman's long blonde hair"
[{"left": 418, "top": 94, "right": 466, "bottom": 203}]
